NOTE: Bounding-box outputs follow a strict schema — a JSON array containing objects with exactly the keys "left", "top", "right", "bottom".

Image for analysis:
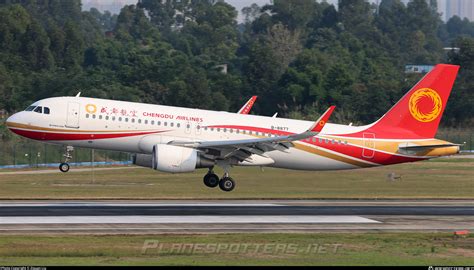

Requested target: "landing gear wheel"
[
  {"left": 60, "top": 146, "right": 74, "bottom": 172},
  {"left": 59, "top": 162, "right": 70, "bottom": 173},
  {"left": 203, "top": 173, "right": 219, "bottom": 188},
  {"left": 219, "top": 177, "right": 235, "bottom": 192}
]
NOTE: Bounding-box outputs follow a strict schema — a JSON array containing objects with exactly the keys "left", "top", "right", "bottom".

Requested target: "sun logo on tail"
[{"left": 409, "top": 88, "right": 442, "bottom": 122}]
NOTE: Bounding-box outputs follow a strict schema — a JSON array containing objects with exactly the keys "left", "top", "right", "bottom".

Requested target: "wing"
[
  {"left": 170, "top": 106, "right": 336, "bottom": 163},
  {"left": 237, "top": 96, "right": 258, "bottom": 114}
]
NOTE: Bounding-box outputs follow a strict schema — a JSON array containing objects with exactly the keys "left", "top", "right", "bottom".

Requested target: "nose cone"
[{"left": 5, "top": 113, "right": 21, "bottom": 131}]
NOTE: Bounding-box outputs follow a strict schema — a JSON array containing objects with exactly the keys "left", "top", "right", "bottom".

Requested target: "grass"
[
  {"left": 0, "top": 233, "right": 472, "bottom": 266},
  {"left": 0, "top": 159, "right": 473, "bottom": 199}
]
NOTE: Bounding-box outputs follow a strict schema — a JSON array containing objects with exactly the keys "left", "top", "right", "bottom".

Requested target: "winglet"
[
  {"left": 307, "top": 106, "right": 336, "bottom": 133},
  {"left": 238, "top": 96, "right": 258, "bottom": 114}
]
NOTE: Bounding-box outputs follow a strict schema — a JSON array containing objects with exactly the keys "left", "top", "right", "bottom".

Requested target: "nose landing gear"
[{"left": 59, "top": 146, "right": 74, "bottom": 173}]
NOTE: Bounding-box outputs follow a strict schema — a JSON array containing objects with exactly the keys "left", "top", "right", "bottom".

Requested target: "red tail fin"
[{"left": 367, "top": 64, "right": 459, "bottom": 139}]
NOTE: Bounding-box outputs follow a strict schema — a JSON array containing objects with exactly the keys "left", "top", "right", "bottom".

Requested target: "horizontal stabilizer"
[
  {"left": 399, "top": 144, "right": 462, "bottom": 151},
  {"left": 398, "top": 143, "right": 461, "bottom": 155}
]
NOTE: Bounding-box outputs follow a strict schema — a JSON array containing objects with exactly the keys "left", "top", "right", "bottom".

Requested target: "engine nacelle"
[
  {"left": 153, "top": 144, "right": 197, "bottom": 173},
  {"left": 133, "top": 144, "right": 215, "bottom": 173}
]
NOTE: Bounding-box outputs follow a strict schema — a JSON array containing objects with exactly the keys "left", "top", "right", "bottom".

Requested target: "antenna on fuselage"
[{"left": 75, "top": 92, "right": 81, "bottom": 97}]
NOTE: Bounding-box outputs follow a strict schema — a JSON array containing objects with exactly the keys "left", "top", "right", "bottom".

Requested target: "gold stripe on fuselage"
[
  {"left": 294, "top": 142, "right": 376, "bottom": 168},
  {"left": 5, "top": 121, "right": 156, "bottom": 134}
]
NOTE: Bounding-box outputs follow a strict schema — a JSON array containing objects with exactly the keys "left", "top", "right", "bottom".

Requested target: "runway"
[
  {"left": 0, "top": 203, "right": 472, "bottom": 216},
  {"left": 0, "top": 200, "right": 472, "bottom": 234}
]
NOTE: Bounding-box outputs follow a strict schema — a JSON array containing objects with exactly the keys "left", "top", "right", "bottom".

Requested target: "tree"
[
  {"left": 21, "top": 19, "right": 54, "bottom": 70},
  {"left": 63, "top": 20, "right": 84, "bottom": 69},
  {"left": 263, "top": 0, "right": 315, "bottom": 30},
  {"left": 264, "top": 23, "right": 302, "bottom": 77},
  {"left": 241, "top": 3, "right": 261, "bottom": 24}
]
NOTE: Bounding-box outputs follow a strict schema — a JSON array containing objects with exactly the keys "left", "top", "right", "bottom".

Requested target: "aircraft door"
[
  {"left": 66, "top": 102, "right": 80, "bottom": 128},
  {"left": 362, "top": 133, "right": 375, "bottom": 159}
]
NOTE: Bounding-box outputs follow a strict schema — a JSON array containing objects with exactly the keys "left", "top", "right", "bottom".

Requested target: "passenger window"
[
  {"left": 92, "top": 114, "right": 96, "bottom": 119},
  {"left": 170, "top": 122, "right": 174, "bottom": 127},
  {"left": 106, "top": 116, "right": 109, "bottom": 120},
  {"left": 131, "top": 118, "right": 135, "bottom": 123},
  {"left": 164, "top": 122, "right": 167, "bottom": 126},
  {"left": 112, "top": 116, "right": 116, "bottom": 121},
  {"left": 177, "top": 123, "right": 181, "bottom": 128},
  {"left": 217, "top": 128, "right": 220, "bottom": 132},
  {"left": 157, "top": 121, "right": 161, "bottom": 126},
  {"left": 145, "top": 120, "right": 148, "bottom": 125},
  {"left": 44, "top": 107, "right": 50, "bottom": 114},
  {"left": 125, "top": 118, "right": 128, "bottom": 122},
  {"left": 99, "top": 115, "right": 102, "bottom": 120},
  {"left": 151, "top": 120, "right": 154, "bottom": 125},
  {"left": 34, "top": 106, "right": 42, "bottom": 113},
  {"left": 223, "top": 128, "right": 227, "bottom": 133},
  {"left": 138, "top": 119, "right": 141, "bottom": 124},
  {"left": 197, "top": 125, "right": 201, "bottom": 130},
  {"left": 118, "top": 117, "right": 122, "bottom": 121},
  {"left": 86, "top": 114, "right": 89, "bottom": 118}
]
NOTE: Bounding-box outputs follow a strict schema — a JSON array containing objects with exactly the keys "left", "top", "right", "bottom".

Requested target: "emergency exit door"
[{"left": 66, "top": 102, "right": 80, "bottom": 128}]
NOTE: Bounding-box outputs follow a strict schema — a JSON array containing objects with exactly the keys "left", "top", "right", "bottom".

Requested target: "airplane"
[{"left": 5, "top": 64, "right": 461, "bottom": 192}]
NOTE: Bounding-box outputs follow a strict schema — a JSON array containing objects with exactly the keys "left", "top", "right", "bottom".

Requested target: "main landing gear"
[
  {"left": 59, "top": 146, "right": 74, "bottom": 173},
  {"left": 203, "top": 168, "right": 235, "bottom": 192}
]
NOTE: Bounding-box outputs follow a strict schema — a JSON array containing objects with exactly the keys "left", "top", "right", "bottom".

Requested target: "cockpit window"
[
  {"left": 34, "top": 106, "right": 42, "bottom": 113},
  {"left": 25, "top": 106, "right": 36, "bottom": 111},
  {"left": 44, "top": 107, "right": 50, "bottom": 114}
]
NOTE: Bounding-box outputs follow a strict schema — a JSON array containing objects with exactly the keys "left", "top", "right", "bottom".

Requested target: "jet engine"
[{"left": 132, "top": 144, "right": 214, "bottom": 173}]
